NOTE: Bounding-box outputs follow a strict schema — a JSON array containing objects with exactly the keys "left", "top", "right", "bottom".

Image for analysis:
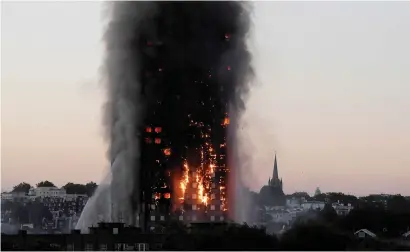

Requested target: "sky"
[{"left": 2, "top": 1, "right": 409, "bottom": 196}]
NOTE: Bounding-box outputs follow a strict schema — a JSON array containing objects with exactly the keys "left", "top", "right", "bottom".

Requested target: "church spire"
[{"left": 273, "top": 152, "right": 279, "bottom": 181}]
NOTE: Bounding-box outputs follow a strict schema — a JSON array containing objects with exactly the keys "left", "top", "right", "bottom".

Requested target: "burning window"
[
  {"left": 227, "top": 65, "right": 231, "bottom": 71},
  {"left": 164, "top": 193, "right": 171, "bottom": 199},
  {"left": 145, "top": 138, "right": 152, "bottom": 144},
  {"left": 163, "top": 148, "right": 171, "bottom": 156},
  {"left": 155, "top": 138, "right": 161, "bottom": 144},
  {"left": 146, "top": 127, "right": 152, "bottom": 133},
  {"left": 225, "top": 33, "right": 231, "bottom": 41},
  {"left": 223, "top": 118, "right": 230, "bottom": 125},
  {"left": 154, "top": 193, "right": 161, "bottom": 200},
  {"left": 211, "top": 194, "right": 215, "bottom": 200},
  {"left": 192, "top": 204, "right": 197, "bottom": 210},
  {"left": 154, "top": 127, "right": 162, "bottom": 133},
  {"left": 192, "top": 194, "right": 197, "bottom": 200},
  {"left": 192, "top": 183, "right": 197, "bottom": 189}
]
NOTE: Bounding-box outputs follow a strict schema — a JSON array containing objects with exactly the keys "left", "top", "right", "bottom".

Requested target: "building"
[
  {"left": 354, "top": 229, "right": 377, "bottom": 239},
  {"left": 131, "top": 14, "right": 233, "bottom": 231},
  {"left": 31, "top": 187, "right": 66, "bottom": 198},
  {"left": 332, "top": 202, "right": 354, "bottom": 215},
  {"left": 301, "top": 201, "right": 326, "bottom": 211},
  {"left": 259, "top": 154, "right": 286, "bottom": 207},
  {"left": 1, "top": 222, "right": 164, "bottom": 251}
]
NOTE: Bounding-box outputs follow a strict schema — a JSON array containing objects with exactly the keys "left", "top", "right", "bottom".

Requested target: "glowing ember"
[{"left": 163, "top": 148, "right": 171, "bottom": 156}]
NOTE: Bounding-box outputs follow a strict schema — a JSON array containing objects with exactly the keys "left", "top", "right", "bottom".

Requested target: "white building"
[
  {"left": 332, "top": 202, "right": 354, "bottom": 215},
  {"left": 1, "top": 192, "right": 13, "bottom": 201},
  {"left": 33, "top": 186, "right": 66, "bottom": 198},
  {"left": 301, "top": 201, "right": 326, "bottom": 211}
]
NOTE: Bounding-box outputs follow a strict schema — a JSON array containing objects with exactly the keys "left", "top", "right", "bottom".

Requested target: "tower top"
[{"left": 272, "top": 152, "right": 279, "bottom": 181}]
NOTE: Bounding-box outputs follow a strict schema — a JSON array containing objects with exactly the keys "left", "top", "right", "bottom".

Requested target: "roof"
[{"left": 355, "top": 229, "right": 377, "bottom": 238}]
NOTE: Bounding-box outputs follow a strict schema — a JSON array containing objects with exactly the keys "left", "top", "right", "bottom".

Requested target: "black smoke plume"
[{"left": 78, "top": 1, "right": 254, "bottom": 230}]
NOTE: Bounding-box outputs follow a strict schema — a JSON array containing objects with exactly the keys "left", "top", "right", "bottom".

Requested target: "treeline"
[
  {"left": 160, "top": 205, "right": 410, "bottom": 250},
  {"left": 11, "top": 181, "right": 97, "bottom": 197}
]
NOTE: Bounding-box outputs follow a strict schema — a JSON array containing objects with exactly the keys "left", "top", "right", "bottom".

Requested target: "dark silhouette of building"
[
  {"left": 259, "top": 153, "right": 286, "bottom": 207},
  {"left": 1, "top": 222, "right": 164, "bottom": 251}
]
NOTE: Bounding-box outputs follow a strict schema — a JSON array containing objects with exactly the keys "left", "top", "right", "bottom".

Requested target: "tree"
[
  {"left": 386, "top": 195, "right": 410, "bottom": 214},
  {"left": 320, "top": 203, "right": 338, "bottom": 223},
  {"left": 85, "top": 182, "right": 98, "bottom": 197},
  {"left": 12, "top": 182, "right": 32, "bottom": 193},
  {"left": 279, "top": 223, "right": 354, "bottom": 250},
  {"left": 290, "top": 191, "right": 311, "bottom": 200},
  {"left": 63, "top": 183, "right": 87, "bottom": 195},
  {"left": 36, "top": 181, "right": 55, "bottom": 187}
]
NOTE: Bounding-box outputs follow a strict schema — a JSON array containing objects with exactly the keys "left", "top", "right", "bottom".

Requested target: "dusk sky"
[{"left": 2, "top": 2, "right": 409, "bottom": 196}]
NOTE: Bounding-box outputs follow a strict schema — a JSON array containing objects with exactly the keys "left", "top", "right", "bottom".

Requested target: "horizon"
[{"left": 2, "top": 2, "right": 410, "bottom": 196}]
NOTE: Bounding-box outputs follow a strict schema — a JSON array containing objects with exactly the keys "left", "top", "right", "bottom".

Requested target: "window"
[
  {"left": 160, "top": 215, "right": 165, "bottom": 221},
  {"left": 211, "top": 194, "right": 215, "bottom": 200},
  {"left": 67, "top": 244, "right": 74, "bottom": 251},
  {"left": 192, "top": 194, "right": 197, "bottom": 199},
  {"left": 212, "top": 183, "right": 216, "bottom": 188},
  {"left": 210, "top": 216, "right": 215, "bottom": 221},
  {"left": 150, "top": 215, "right": 155, "bottom": 221},
  {"left": 146, "top": 127, "right": 152, "bottom": 133},
  {"left": 151, "top": 204, "right": 155, "bottom": 210},
  {"left": 220, "top": 205, "right": 223, "bottom": 210},
  {"left": 179, "top": 215, "right": 183, "bottom": 221},
  {"left": 192, "top": 215, "right": 197, "bottom": 221},
  {"left": 85, "top": 243, "right": 93, "bottom": 251},
  {"left": 155, "top": 127, "right": 162, "bottom": 133},
  {"left": 163, "top": 148, "right": 171, "bottom": 156},
  {"left": 113, "top": 227, "right": 119, "bottom": 234},
  {"left": 100, "top": 244, "right": 107, "bottom": 251},
  {"left": 192, "top": 204, "right": 197, "bottom": 210},
  {"left": 220, "top": 216, "right": 224, "bottom": 221},
  {"left": 137, "top": 243, "right": 148, "bottom": 251},
  {"left": 164, "top": 193, "right": 171, "bottom": 199},
  {"left": 155, "top": 138, "right": 161, "bottom": 144},
  {"left": 210, "top": 205, "right": 215, "bottom": 210},
  {"left": 145, "top": 138, "right": 152, "bottom": 144},
  {"left": 192, "top": 183, "right": 197, "bottom": 188}
]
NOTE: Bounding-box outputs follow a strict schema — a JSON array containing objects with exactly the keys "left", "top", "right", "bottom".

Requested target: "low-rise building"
[
  {"left": 355, "top": 229, "right": 377, "bottom": 239},
  {"left": 301, "top": 201, "right": 325, "bottom": 211},
  {"left": 33, "top": 187, "right": 66, "bottom": 198},
  {"left": 1, "top": 223, "right": 164, "bottom": 251}
]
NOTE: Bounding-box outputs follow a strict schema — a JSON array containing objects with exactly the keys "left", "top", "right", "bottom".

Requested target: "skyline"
[{"left": 2, "top": 1, "right": 410, "bottom": 196}]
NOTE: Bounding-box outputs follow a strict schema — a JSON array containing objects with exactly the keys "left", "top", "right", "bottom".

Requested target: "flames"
[{"left": 177, "top": 118, "right": 229, "bottom": 211}]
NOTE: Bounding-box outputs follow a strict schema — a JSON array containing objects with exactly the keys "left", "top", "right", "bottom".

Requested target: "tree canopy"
[
  {"left": 12, "top": 182, "right": 32, "bottom": 193},
  {"left": 36, "top": 181, "right": 56, "bottom": 187},
  {"left": 63, "top": 182, "right": 97, "bottom": 196}
]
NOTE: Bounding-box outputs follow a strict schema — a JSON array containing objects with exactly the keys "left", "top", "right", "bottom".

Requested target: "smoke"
[{"left": 78, "top": 1, "right": 255, "bottom": 230}]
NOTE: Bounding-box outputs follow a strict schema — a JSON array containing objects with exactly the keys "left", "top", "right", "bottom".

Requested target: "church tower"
[{"left": 268, "top": 153, "right": 283, "bottom": 190}]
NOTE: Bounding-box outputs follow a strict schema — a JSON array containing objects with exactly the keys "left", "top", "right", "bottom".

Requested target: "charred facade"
[{"left": 99, "top": 2, "right": 254, "bottom": 232}]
